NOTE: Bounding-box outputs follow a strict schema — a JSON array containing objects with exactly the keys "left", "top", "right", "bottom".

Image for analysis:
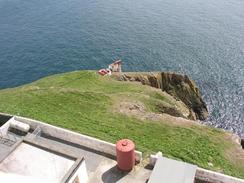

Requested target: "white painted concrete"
[
  {"left": 0, "top": 171, "right": 56, "bottom": 183},
  {"left": 0, "top": 142, "right": 74, "bottom": 182},
  {"left": 14, "top": 116, "right": 143, "bottom": 162},
  {"left": 0, "top": 117, "right": 14, "bottom": 136}
]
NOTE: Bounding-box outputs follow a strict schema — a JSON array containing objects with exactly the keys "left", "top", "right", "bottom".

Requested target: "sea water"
[{"left": 0, "top": 0, "right": 243, "bottom": 134}]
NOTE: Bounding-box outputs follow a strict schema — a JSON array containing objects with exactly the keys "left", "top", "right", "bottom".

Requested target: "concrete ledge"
[
  {"left": 23, "top": 138, "right": 77, "bottom": 161},
  {"left": 149, "top": 154, "right": 244, "bottom": 183},
  {"left": 196, "top": 167, "right": 244, "bottom": 183},
  {"left": 14, "top": 116, "right": 142, "bottom": 162}
]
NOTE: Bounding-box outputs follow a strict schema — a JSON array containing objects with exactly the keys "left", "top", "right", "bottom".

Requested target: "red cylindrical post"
[{"left": 116, "top": 139, "right": 135, "bottom": 171}]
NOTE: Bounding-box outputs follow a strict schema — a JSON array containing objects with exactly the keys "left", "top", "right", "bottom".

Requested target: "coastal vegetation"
[{"left": 0, "top": 70, "right": 243, "bottom": 178}]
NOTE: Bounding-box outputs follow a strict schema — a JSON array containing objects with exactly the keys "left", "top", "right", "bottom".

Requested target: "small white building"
[{"left": 108, "top": 60, "right": 122, "bottom": 72}]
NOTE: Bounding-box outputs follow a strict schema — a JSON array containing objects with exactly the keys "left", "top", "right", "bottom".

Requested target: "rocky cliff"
[{"left": 113, "top": 72, "right": 208, "bottom": 120}]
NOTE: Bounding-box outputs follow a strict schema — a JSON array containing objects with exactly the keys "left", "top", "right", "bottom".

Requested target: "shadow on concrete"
[
  {"left": 144, "top": 164, "right": 153, "bottom": 170},
  {"left": 101, "top": 165, "right": 128, "bottom": 183},
  {"left": 194, "top": 178, "right": 210, "bottom": 183},
  {"left": 41, "top": 133, "right": 116, "bottom": 160}
]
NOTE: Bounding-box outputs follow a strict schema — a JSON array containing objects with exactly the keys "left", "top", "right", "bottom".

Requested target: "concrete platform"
[
  {"left": 88, "top": 160, "right": 151, "bottom": 183},
  {"left": 0, "top": 142, "right": 75, "bottom": 182},
  {"left": 0, "top": 132, "right": 22, "bottom": 162},
  {"left": 30, "top": 135, "right": 151, "bottom": 183},
  {"left": 148, "top": 157, "right": 197, "bottom": 183},
  {"left": 0, "top": 122, "right": 151, "bottom": 183}
]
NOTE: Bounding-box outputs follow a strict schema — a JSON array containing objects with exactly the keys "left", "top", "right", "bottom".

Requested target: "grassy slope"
[{"left": 0, "top": 71, "right": 243, "bottom": 178}]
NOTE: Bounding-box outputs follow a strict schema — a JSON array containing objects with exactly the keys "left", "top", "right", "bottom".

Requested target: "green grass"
[{"left": 0, "top": 70, "right": 243, "bottom": 178}]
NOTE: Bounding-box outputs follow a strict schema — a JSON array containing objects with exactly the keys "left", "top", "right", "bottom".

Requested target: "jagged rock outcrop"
[
  {"left": 113, "top": 72, "right": 208, "bottom": 120},
  {"left": 241, "top": 138, "right": 244, "bottom": 150}
]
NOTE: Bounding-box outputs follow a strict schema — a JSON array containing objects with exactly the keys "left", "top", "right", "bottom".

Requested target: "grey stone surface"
[
  {"left": 148, "top": 157, "right": 197, "bottom": 183},
  {"left": 0, "top": 142, "right": 74, "bottom": 182}
]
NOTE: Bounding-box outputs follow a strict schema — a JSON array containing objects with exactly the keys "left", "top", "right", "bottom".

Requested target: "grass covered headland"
[{"left": 0, "top": 70, "right": 243, "bottom": 178}]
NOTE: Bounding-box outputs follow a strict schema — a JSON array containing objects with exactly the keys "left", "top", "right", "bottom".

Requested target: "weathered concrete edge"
[
  {"left": 61, "top": 157, "right": 84, "bottom": 183},
  {"left": 23, "top": 137, "right": 78, "bottom": 161},
  {"left": 13, "top": 115, "right": 142, "bottom": 162},
  {"left": 0, "top": 137, "right": 23, "bottom": 163},
  {"left": 149, "top": 154, "right": 244, "bottom": 183},
  {"left": 195, "top": 167, "right": 244, "bottom": 183}
]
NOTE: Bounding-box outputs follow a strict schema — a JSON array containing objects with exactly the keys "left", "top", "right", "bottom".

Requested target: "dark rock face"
[
  {"left": 114, "top": 72, "right": 209, "bottom": 120},
  {"left": 155, "top": 103, "right": 186, "bottom": 118},
  {"left": 241, "top": 138, "right": 244, "bottom": 149}
]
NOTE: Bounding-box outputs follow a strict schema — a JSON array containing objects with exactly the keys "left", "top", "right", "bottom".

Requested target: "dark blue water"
[{"left": 0, "top": 0, "right": 244, "bottom": 135}]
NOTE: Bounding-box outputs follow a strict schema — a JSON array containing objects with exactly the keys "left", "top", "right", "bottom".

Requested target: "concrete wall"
[
  {"left": 14, "top": 116, "right": 142, "bottom": 162},
  {"left": 0, "top": 117, "right": 14, "bottom": 136},
  {"left": 195, "top": 167, "right": 244, "bottom": 183}
]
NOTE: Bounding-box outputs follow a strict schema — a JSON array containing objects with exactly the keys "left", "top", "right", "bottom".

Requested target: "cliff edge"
[
  {"left": 1, "top": 70, "right": 244, "bottom": 178},
  {"left": 113, "top": 72, "right": 208, "bottom": 120}
]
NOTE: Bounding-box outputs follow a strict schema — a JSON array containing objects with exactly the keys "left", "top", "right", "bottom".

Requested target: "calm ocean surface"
[{"left": 0, "top": 0, "right": 243, "bottom": 134}]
